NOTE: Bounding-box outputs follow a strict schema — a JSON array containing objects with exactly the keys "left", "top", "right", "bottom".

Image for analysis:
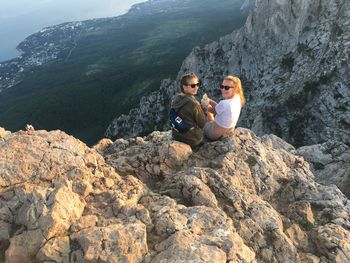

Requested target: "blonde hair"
[{"left": 224, "top": 75, "right": 245, "bottom": 107}]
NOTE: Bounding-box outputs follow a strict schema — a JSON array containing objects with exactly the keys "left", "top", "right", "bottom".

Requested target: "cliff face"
[
  {"left": 1, "top": 127, "right": 350, "bottom": 262},
  {"left": 106, "top": 0, "right": 350, "bottom": 147}
]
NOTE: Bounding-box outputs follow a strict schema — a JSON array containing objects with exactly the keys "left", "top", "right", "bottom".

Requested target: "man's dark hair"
[{"left": 180, "top": 72, "right": 198, "bottom": 92}]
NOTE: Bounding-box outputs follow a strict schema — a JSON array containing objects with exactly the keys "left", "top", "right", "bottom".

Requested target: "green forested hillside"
[{"left": 0, "top": 0, "right": 248, "bottom": 145}]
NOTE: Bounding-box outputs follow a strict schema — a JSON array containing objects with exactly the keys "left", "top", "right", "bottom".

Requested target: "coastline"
[{"left": 0, "top": 0, "right": 148, "bottom": 63}]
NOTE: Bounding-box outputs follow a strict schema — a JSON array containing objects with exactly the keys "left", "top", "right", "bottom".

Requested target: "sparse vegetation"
[
  {"left": 340, "top": 118, "right": 350, "bottom": 129},
  {"left": 331, "top": 22, "right": 344, "bottom": 40},
  {"left": 280, "top": 53, "right": 295, "bottom": 71},
  {"left": 297, "top": 43, "right": 313, "bottom": 58},
  {"left": 313, "top": 162, "right": 325, "bottom": 170},
  {"left": 288, "top": 114, "right": 307, "bottom": 147},
  {"left": 245, "top": 155, "right": 258, "bottom": 168},
  {"left": 302, "top": 80, "right": 319, "bottom": 95}
]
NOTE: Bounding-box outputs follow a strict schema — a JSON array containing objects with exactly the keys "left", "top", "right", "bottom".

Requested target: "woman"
[
  {"left": 171, "top": 72, "right": 206, "bottom": 146},
  {"left": 204, "top": 75, "right": 245, "bottom": 140}
]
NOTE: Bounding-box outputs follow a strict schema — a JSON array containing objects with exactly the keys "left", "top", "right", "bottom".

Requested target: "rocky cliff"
[
  {"left": 106, "top": 0, "right": 350, "bottom": 147},
  {"left": 1, "top": 126, "right": 350, "bottom": 262}
]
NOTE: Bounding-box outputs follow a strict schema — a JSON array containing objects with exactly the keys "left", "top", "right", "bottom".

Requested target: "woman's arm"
[
  {"left": 209, "top": 98, "right": 217, "bottom": 108},
  {"left": 204, "top": 100, "right": 216, "bottom": 122},
  {"left": 206, "top": 106, "right": 215, "bottom": 114},
  {"left": 207, "top": 99, "right": 217, "bottom": 115},
  {"left": 194, "top": 104, "right": 207, "bottom": 128}
]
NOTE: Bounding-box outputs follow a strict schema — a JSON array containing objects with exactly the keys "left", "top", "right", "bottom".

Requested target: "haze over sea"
[{"left": 0, "top": 0, "right": 146, "bottom": 62}]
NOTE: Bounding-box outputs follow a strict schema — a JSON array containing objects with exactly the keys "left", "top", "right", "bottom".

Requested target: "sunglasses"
[
  {"left": 186, "top": 83, "right": 200, "bottom": 88},
  {"left": 220, "top": 85, "right": 234, "bottom": 90}
]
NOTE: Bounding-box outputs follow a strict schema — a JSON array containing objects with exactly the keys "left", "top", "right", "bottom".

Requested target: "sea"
[{"left": 0, "top": 0, "right": 146, "bottom": 62}]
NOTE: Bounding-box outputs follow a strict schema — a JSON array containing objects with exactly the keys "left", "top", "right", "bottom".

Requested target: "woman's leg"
[
  {"left": 204, "top": 121, "right": 222, "bottom": 141},
  {"left": 206, "top": 112, "right": 215, "bottom": 122}
]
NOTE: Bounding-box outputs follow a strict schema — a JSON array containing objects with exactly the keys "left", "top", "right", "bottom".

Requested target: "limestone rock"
[
  {"left": 36, "top": 236, "right": 70, "bottom": 263},
  {"left": 104, "top": 131, "right": 192, "bottom": 182},
  {"left": 102, "top": 127, "right": 350, "bottom": 262},
  {"left": 0, "top": 127, "right": 11, "bottom": 140},
  {"left": 313, "top": 224, "right": 350, "bottom": 262},
  {"left": 38, "top": 182, "right": 85, "bottom": 239},
  {"left": 92, "top": 137, "right": 113, "bottom": 155},
  {"left": 0, "top": 129, "right": 148, "bottom": 262},
  {"left": 1, "top": 127, "right": 350, "bottom": 262},
  {"left": 142, "top": 197, "right": 255, "bottom": 262},
  {"left": 285, "top": 224, "right": 309, "bottom": 249},
  {"left": 261, "top": 134, "right": 296, "bottom": 153},
  {"left": 297, "top": 140, "right": 350, "bottom": 198},
  {"left": 5, "top": 229, "right": 45, "bottom": 263},
  {"left": 71, "top": 222, "right": 148, "bottom": 262}
]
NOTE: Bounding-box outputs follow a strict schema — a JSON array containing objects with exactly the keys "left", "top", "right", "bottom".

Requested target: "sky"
[{"left": 0, "top": 0, "right": 147, "bottom": 62}]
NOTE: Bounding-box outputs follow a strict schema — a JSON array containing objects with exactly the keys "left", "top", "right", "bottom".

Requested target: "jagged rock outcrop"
[
  {"left": 0, "top": 128, "right": 11, "bottom": 141},
  {"left": 297, "top": 140, "right": 350, "bottom": 198},
  {"left": 1, "top": 126, "right": 350, "bottom": 262},
  {"left": 0, "top": 128, "right": 149, "bottom": 262},
  {"left": 107, "top": 0, "right": 350, "bottom": 147}
]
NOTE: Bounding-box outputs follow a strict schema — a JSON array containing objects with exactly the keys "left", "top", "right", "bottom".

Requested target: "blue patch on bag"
[{"left": 169, "top": 108, "right": 192, "bottom": 133}]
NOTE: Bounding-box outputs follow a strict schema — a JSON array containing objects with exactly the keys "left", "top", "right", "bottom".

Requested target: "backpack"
[{"left": 169, "top": 108, "right": 193, "bottom": 133}]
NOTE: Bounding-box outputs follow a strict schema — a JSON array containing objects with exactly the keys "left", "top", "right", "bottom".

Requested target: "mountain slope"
[
  {"left": 107, "top": 0, "right": 350, "bottom": 147},
  {"left": 0, "top": 0, "right": 249, "bottom": 145}
]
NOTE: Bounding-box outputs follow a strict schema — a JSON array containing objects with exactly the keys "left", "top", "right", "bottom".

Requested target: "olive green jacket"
[{"left": 171, "top": 93, "right": 206, "bottom": 146}]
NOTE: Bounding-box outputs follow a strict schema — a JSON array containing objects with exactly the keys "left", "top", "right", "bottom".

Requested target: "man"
[{"left": 171, "top": 72, "right": 206, "bottom": 146}]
